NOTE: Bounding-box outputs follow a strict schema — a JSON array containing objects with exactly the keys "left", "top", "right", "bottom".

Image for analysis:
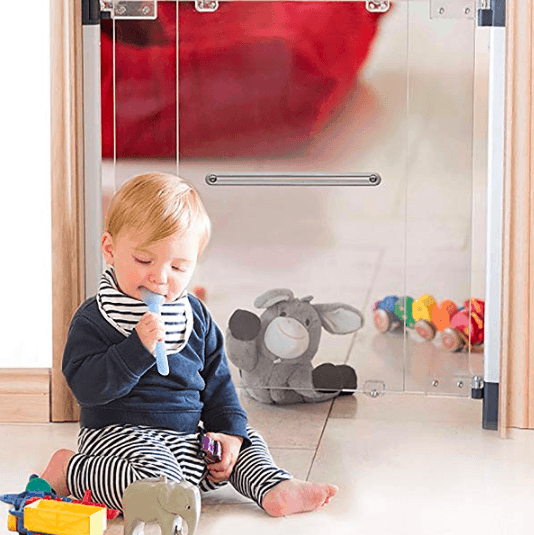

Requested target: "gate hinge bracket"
[
  {"left": 430, "top": 1, "right": 476, "bottom": 20},
  {"left": 100, "top": 0, "right": 157, "bottom": 20}
]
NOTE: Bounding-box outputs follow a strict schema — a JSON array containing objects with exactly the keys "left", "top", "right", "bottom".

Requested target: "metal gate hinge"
[
  {"left": 430, "top": 0, "right": 476, "bottom": 19},
  {"left": 195, "top": 0, "right": 219, "bottom": 12},
  {"left": 363, "top": 381, "right": 386, "bottom": 398},
  {"left": 366, "top": 0, "right": 390, "bottom": 13},
  {"left": 100, "top": 0, "right": 157, "bottom": 20}
]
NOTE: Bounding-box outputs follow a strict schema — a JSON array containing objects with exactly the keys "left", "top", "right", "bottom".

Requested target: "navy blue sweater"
[{"left": 62, "top": 295, "right": 250, "bottom": 445}]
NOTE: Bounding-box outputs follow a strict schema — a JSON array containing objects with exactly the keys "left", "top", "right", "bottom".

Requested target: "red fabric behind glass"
[{"left": 101, "top": 2, "right": 387, "bottom": 158}]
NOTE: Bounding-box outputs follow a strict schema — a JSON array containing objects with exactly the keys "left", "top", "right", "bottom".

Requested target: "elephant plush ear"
[
  {"left": 254, "top": 289, "right": 294, "bottom": 309},
  {"left": 313, "top": 303, "right": 364, "bottom": 334}
]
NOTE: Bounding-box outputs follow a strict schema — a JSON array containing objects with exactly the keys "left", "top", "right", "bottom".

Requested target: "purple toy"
[{"left": 197, "top": 431, "right": 222, "bottom": 463}]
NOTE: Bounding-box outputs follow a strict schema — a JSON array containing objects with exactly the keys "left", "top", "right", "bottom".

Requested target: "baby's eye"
[
  {"left": 134, "top": 257, "right": 151, "bottom": 265},
  {"left": 172, "top": 265, "right": 188, "bottom": 272}
]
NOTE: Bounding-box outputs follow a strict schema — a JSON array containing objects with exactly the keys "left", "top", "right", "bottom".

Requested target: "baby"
[{"left": 41, "top": 172, "right": 337, "bottom": 517}]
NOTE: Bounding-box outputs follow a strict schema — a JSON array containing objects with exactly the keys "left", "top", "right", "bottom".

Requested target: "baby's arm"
[
  {"left": 198, "top": 305, "right": 249, "bottom": 446},
  {"left": 62, "top": 313, "right": 157, "bottom": 407}
]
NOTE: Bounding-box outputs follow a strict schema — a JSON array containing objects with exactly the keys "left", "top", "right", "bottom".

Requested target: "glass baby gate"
[{"left": 84, "top": 0, "right": 502, "bottom": 405}]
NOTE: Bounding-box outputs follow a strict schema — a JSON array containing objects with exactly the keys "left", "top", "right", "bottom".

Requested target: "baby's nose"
[{"left": 150, "top": 267, "right": 168, "bottom": 285}]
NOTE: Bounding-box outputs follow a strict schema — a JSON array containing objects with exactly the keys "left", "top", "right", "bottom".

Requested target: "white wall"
[{"left": 0, "top": 1, "right": 51, "bottom": 367}]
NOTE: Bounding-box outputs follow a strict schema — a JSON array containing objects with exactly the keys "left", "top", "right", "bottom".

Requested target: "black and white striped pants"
[{"left": 66, "top": 424, "right": 292, "bottom": 511}]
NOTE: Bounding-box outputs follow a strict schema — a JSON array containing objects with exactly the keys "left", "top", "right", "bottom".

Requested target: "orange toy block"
[{"left": 431, "top": 300, "right": 459, "bottom": 331}]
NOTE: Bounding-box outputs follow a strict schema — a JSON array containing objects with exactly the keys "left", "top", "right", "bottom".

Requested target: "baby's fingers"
[
  {"left": 142, "top": 313, "right": 165, "bottom": 336},
  {"left": 207, "top": 454, "right": 237, "bottom": 482},
  {"left": 206, "top": 465, "right": 231, "bottom": 482}
]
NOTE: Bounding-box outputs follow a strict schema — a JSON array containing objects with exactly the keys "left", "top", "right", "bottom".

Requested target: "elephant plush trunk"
[{"left": 181, "top": 506, "right": 200, "bottom": 535}]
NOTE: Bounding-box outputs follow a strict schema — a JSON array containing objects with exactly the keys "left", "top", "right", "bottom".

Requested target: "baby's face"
[{"left": 101, "top": 228, "right": 201, "bottom": 303}]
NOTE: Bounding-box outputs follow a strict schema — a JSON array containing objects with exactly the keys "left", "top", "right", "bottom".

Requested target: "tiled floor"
[{"left": 2, "top": 394, "right": 534, "bottom": 535}]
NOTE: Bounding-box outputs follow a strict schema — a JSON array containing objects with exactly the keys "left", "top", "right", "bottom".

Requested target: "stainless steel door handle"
[{"left": 205, "top": 173, "right": 382, "bottom": 186}]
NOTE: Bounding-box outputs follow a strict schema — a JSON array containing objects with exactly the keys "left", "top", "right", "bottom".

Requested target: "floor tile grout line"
[
  {"left": 343, "top": 247, "right": 385, "bottom": 367},
  {"left": 305, "top": 399, "right": 335, "bottom": 481}
]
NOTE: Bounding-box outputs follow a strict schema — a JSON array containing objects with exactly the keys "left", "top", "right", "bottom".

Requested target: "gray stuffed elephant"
[
  {"left": 225, "top": 288, "right": 364, "bottom": 404},
  {"left": 122, "top": 475, "right": 201, "bottom": 535}
]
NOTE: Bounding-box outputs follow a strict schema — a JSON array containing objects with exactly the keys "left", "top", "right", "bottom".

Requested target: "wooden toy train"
[{"left": 373, "top": 294, "right": 485, "bottom": 352}]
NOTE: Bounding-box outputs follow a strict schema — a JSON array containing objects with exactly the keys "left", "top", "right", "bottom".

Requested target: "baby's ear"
[{"left": 101, "top": 232, "right": 115, "bottom": 265}]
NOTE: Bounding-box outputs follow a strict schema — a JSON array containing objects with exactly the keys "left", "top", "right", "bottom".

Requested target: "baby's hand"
[
  {"left": 135, "top": 312, "right": 165, "bottom": 355},
  {"left": 205, "top": 432, "right": 244, "bottom": 483}
]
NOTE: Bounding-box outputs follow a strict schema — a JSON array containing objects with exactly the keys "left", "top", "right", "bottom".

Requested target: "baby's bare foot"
[
  {"left": 41, "top": 449, "right": 75, "bottom": 497},
  {"left": 262, "top": 479, "right": 338, "bottom": 517}
]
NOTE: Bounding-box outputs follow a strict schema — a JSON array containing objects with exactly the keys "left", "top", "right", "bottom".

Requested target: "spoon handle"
[{"left": 145, "top": 298, "right": 169, "bottom": 376}]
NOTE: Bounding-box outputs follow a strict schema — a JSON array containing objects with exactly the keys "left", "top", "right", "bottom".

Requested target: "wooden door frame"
[
  {"left": 50, "top": 0, "right": 534, "bottom": 429},
  {"left": 498, "top": 0, "right": 534, "bottom": 434},
  {"left": 51, "top": 0, "right": 84, "bottom": 421}
]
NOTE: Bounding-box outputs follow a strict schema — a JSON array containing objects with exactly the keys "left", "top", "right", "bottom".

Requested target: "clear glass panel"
[
  {"left": 106, "top": 0, "right": 486, "bottom": 399},
  {"left": 178, "top": 0, "right": 408, "bottom": 399},
  {"left": 402, "top": 1, "right": 484, "bottom": 395}
]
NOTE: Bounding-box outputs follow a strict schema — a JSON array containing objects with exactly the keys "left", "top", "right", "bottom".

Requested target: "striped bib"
[{"left": 96, "top": 267, "right": 193, "bottom": 354}]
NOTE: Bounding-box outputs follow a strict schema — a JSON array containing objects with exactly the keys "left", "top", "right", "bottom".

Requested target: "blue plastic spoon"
[{"left": 139, "top": 287, "right": 169, "bottom": 376}]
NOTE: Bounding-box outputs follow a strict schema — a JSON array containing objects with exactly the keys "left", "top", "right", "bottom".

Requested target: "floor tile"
[
  {"left": 237, "top": 392, "right": 332, "bottom": 450},
  {"left": 200, "top": 446, "right": 314, "bottom": 506},
  {"left": 0, "top": 423, "right": 79, "bottom": 489},
  {"left": 309, "top": 419, "right": 534, "bottom": 535}
]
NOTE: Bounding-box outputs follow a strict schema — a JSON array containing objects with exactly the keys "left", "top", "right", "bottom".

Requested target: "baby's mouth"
[{"left": 138, "top": 287, "right": 167, "bottom": 302}]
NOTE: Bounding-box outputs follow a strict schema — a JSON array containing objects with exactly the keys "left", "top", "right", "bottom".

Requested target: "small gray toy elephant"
[
  {"left": 225, "top": 288, "right": 364, "bottom": 404},
  {"left": 122, "top": 475, "right": 201, "bottom": 535}
]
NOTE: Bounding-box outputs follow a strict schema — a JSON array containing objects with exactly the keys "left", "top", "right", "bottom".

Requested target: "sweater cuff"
[
  {"left": 203, "top": 412, "right": 251, "bottom": 448},
  {"left": 115, "top": 330, "right": 156, "bottom": 377}
]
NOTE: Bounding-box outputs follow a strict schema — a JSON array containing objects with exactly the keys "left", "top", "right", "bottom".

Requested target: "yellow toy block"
[
  {"left": 412, "top": 294, "right": 437, "bottom": 322},
  {"left": 24, "top": 499, "right": 107, "bottom": 535},
  {"left": 7, "top": 512, "right": 17, "bottom": 531}
]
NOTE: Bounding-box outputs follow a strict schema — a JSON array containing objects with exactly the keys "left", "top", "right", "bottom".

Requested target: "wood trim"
[
  {"left": 50, "top": 0, "right": 84, "bottom": 422},
  {"left": 0, "top": 370, "right": 50, "bottom": 423},
  {"left": 499, "top": 0, "right": 534, "bottom": 433}
]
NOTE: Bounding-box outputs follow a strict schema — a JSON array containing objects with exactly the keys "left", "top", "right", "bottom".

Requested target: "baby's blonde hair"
[{"left": 105, "top": 173, "right": 211, "bottom": 255}]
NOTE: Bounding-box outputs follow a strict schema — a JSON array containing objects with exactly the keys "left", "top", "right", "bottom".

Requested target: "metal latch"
[
  {"left": 471, "top": 376, "right": 484, "bottom": 399},
  {"left": 100, "top": 0, "right": 157, "bottom": 19}
]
